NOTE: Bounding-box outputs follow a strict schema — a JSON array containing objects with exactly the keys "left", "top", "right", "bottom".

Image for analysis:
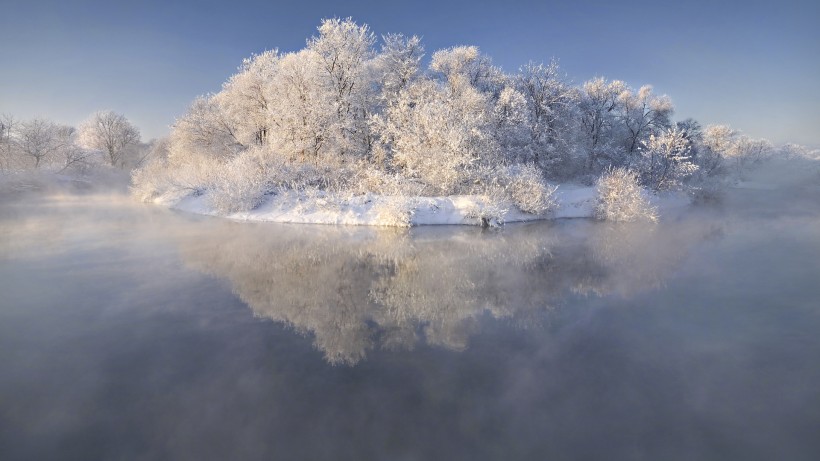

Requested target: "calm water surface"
[{"left": 1, "top": 164, "right": 819, "bottom": 460}]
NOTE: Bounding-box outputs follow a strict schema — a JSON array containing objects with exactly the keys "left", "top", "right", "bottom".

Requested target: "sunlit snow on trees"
[{"left": 126, "top": 17, "right": 780, "bottom": 223}]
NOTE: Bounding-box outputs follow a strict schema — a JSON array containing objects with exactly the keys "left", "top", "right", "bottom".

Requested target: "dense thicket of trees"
[{"left": 131, "top": 18, "right": 775, "bottom": 216}]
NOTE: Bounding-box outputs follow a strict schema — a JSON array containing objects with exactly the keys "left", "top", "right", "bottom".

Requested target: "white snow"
[
  {"left": 168, "top": 191, "right": 548, "bottom": 226},
  {"left": 150, "top": 184, "right": 691, "bottom": 227},
  {"left": 552, "top": 185, "right": 597, "bottom": 218}
]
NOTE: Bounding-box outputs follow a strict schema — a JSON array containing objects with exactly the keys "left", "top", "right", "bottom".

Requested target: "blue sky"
[{"left": 1, "top": 0, "right": 818, "bottom": 146}]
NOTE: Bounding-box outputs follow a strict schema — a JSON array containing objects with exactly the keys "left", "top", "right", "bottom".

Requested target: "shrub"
[
  {"left": 503, "top": 164, "right": 558, "bottom": 214},
  {"left": 207, "top": 149, "right": 271, "bottom": 213},
  {"left": 130, "top": 158, "right": 170, "bottom": 201},
  {"left": 464, "top": 186, "right": 508, "bottom": 227},
  {"left": 372, "top": 198, "right": 415, "bottom": 227},
  {"left": 594, "top": 168, "right": 658, "bottom": 222}
]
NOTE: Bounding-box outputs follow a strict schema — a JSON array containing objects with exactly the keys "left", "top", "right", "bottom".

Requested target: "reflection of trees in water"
[
  {"left": 176, "top": 219, "right": 722, "bottom": 365},
  {"left": 0, "top": 193, "right": 765, "bottom": 367},
  {"left": 2, "top": 193, "right": 723, "bottom": 366},
  {"left": 177, "top": 226, "right": 555, "bottom": 364}
]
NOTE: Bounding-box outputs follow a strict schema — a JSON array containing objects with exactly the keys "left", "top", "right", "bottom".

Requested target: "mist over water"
[{"left": 1, "top": 158, "right": 819, "bottom": 460}]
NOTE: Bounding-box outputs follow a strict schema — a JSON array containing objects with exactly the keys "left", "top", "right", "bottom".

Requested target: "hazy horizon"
[{"left": 1, "top": 0, "right": 818, "bottom": 146}]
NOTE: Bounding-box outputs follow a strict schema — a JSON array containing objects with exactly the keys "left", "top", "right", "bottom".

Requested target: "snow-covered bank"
[
  {"left": 166, "top": 191, "right": 553, "bottom": 226},
  {"left": 152, "top": 185, "right": 689, "bottom": 227}
]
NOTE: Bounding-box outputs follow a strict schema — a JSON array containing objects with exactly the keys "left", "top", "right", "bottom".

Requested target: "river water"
[{"left": 1, "top": 161, "right": 819, "bottom": 460}]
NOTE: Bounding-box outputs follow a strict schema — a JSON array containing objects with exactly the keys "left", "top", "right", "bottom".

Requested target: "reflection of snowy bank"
[
  {"left": 155, "top": 186, "right": 689, "bottom": 226},
  {"left": 173, "top": 218, "right": 715, "bottom": 365}
]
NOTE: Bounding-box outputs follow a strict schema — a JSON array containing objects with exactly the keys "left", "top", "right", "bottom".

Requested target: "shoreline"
[{"left": 154, "top": 186, "right": 690, "bottom": 227}]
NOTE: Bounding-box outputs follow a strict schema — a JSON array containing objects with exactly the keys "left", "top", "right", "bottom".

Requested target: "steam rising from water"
[
  {"left": 2, "top": 155, "right": 818, "bottom": 365},
  {"left": 1, "top": 156, "right": 818, "bottom": 459}
]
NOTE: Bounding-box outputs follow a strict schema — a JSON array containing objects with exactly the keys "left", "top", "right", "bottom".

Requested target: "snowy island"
[
  {"left": 3, "top": 18, "right": 804, "bottom": 227},
  {"left": 128, "top": 18, "right": 777, "bottom": 227}
]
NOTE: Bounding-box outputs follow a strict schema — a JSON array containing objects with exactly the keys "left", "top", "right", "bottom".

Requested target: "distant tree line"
[{"left": 0, "top": 111, "right": 144, "bottom": 173}]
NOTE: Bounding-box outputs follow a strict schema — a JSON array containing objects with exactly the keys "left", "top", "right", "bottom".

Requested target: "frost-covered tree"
[
  {"left": 702, "top": 125, "right": 736, "bottom": 156},
  {"left": 374, "top": 77, "right": 498, "bottom": 193},
  {"left": 515, "top": 61, "right": 578, "bottom": 172},
  {"left": 306, "top": 17, "right": 377, "bottom": 159},
  {"left": 0, "top": 117, "right": 91, "bottom": 172},
  {"left": 373, "top": 33, "right": 424, "bottom": 107},
  {"left": 218, "top": 50, "right": 280, "bottom": 147},
  {"left": 170, "top": 96, "right": 246, "bottom": 163},
  {"left": 53, "top": 125, "right": 91, "bottom": 172},
  {"left": 79, "top": 111, "right": 141, "bottom": 168},
  {"left": 578, "top": 77, "right": 628, "bottom": 172},
  {"left": 0, "top": 114, "right": 17, "bottom": 170},
  {"left": 618, "top": 85, "right": 673, "bottom": 157},
  {"left": 16, "top": 119, "right": 63, "bottom": 168},
  {"left": 699, "top": 124, "right": 735, "bottom": 177},
  {"left": 430, "top": 46, "right": 505, "bottom": 94},
  {"left": 265, "top": 49, "right": 331, "bottom": 162},
  {"left": 730, "top": 136, "right": 772, "bottom": 175},
  {"left": 699, "top": 125, "right": 770, "bottom": 177},
  {"left": 676, "top": 118, "right": 703, "bottom": 160},
  {"left": 368, "top": 34, "right": 426, "bottom": 167},
  {"left": 637, "top": 127, "right": 698, "bottom": 191},
  {"left": 493, "top": 86, "right": 531, "bottom": 162}
]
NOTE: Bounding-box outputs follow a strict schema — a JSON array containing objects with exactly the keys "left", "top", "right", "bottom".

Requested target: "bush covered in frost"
[
  {"left": 594, "top": 168, "right": 658, "bottom": 222},
  {"left": 502, "top": 164, "right": 558, "bottom": 214},
  {"left": 464, "top": 186, "right": 509, "bottom": 227},
  {"left": 372, "top": 198, "right": 415, "bottom": 227},
  {"left": 130, "top": 158, "right": 171, "bottom": 201},
  {"left": 207, "top": 149, "right": 271, "bottom": 213}
]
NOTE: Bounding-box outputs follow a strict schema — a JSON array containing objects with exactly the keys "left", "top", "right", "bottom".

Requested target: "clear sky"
[{"left": 1, "top": 0, "right": 818, "bottom": 146}]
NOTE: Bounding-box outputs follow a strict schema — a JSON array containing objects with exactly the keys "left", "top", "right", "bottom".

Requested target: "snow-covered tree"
[
  {"left": 0, "top": 114, "right": 17, "bottom": 170},
  {"left": 515, "top": 61, "right": 578, "bottom": 171},
  {"left": 430, "top": 46, "right": 505, "bottom": 93},
  {"left": 493, "top": 86, "right": 531, "bottom": 162},
  {"left": 373, "top": 33, "right": 424, "bottom": 107},
  {"left": 730, "top": 136, "right": 772, "bottom": 174},
  {"left": 306, "top": 17, "right": 377, "bottom": 159},
  {"left": 170, "top": 96, "right": 245, "bottom": 163},
  {"left": 699, "top": 125, "right": 770, "bottom": 177},
  {"left": 578, "top": 77, "right": 628, "bottom": 172},
  {"left": 374, "top": 77, "right": 498, "bottom": 194},
  {"left": 53, "top": 125, "right": 91, "bottom": 172},
  {"left": 79, "top": 111, "right": 141, "bottom": 168},
  {"left": 218, "top": 50, "right": 280, "bottom": 147},
  {"left": 698, "top": 124, "right": 735, "bottom": 177},
  {"left": 132, "top": 16, "right": 787, "bottom": 222},
  {"left": 636, "top": 127, "right": 698, "bottom": 191},
  {"left": 266, "top": 49, "right": 331, "bottom": 162},
  {"left": 618, "top": 84, "right": 673, "bottom": 157},
  {"left": 16, "top": 119, "right": 63, "bottom": 168}
]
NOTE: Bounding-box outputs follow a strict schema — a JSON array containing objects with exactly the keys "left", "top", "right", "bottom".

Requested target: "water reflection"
[
  {"left": 0, "top": 191, "right": 727, "bottom": 365},
  {"left": 172, "top": 218, "right": 721, "bottom": 365},
  {"left": 2, "top": 159, "right": 819, "bottom": 459},
  {"left": 0, "top": 188, "right": 735, "bottom": 366}
]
